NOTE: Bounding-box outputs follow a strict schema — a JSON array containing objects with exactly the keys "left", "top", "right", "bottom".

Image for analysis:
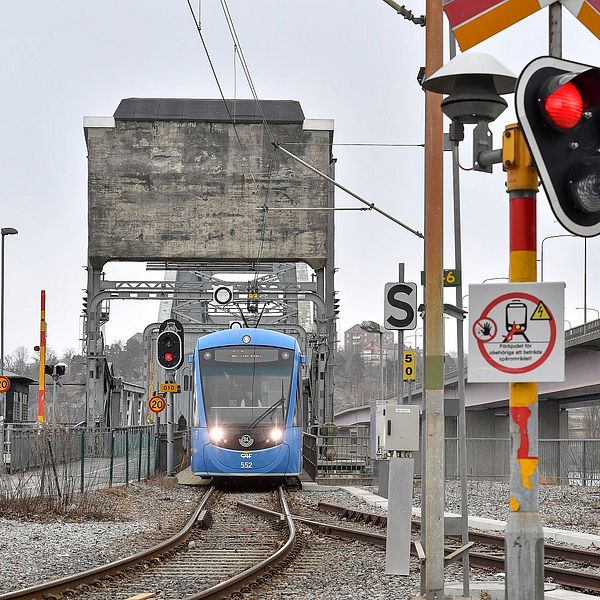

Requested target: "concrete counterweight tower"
[{"left": 83, "top": 99, "right": 336, "bottom": 427}]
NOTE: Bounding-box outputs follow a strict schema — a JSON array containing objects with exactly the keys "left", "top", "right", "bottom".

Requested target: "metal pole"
[
  {"left": 52, "top": 377, "right": 57, "bottom": 424},
  {"left": 398, "top": 263, "right": 405, "bottom": 404},
  {"left": 423, "top": 0, "right": 445, "bottom": 596},
  {"left": 549, "top": 1, "right": 562, "bottom": 58},
  {"left": 449, "top": 30, "right": 470, "bottom": 597},
  {"left": 584, "top": 238, "right": 587, "bottom": 333},
  {"left": 125, "top": 428, "right": 130, "bottom": 485},
  {"left": 0, "top": 234, "right": 4, "bottom": 377},
  {"left": 167, "top": 370, "right": 175, "bottom": 476},
  {"left": 37, "top": 291, "right": 47, "bottom": 424},
  {"left": 273, "top": 142, "right": 424, "bottom": 239},
  {"left": 379, "top": 331, "right": 384, "bottom": 405},
  {"left": 504, "top": 123, "right": 545, "bottom": 599}
]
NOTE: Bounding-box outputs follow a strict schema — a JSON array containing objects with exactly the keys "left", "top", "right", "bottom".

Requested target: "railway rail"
[
  {"left": 1, "top": 485, "right": 297, "bottom": 600},
  {"left": 238, "top": 498, "right": 600, "bottom": 595},
  {"left": 317, "top": 500, "right": 600, "bottom": 568},
  {"left": 316, "top": 500, "right": 600, "bottom": 595}
]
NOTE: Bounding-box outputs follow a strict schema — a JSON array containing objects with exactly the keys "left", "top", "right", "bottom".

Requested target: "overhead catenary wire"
[
  {"left": 219, "top": 0, "right": 275, "bottom": 143},
  {"left": 184, "top": 0, "right": 277, "bottom": 279},
  {"left": 279, "top": 142, "right": 425, "bottom": 147},
  {"left": 184, "top": 0, "right": 259, "bottom": 189},
  {"left": 273, "top": 142, "right": 424, "bottom": 239}
]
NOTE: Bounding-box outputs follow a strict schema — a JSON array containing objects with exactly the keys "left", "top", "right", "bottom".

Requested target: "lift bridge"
[{"left": 82, "top": 98, "right": 336, "bottom": 429}]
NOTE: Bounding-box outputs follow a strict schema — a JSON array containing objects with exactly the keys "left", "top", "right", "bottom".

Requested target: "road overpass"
[{"left": 335, "top": 320, "right": 600, "bottom": 439}]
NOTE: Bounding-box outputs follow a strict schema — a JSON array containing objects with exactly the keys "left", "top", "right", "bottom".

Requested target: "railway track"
[
  {"left": 238, "top": 498, "right": 600, "bottom": 595},
  {"left": 1, "top": 485, "right": 297, "bottom": 600},
  {"left": 316, "top": 500, "right": 600, "bottom": 595}
]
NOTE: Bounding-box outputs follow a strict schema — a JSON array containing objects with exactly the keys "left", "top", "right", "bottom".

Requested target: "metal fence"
[
  {"left": 302, "top": 433, "right": 318, "bottom": 481},
  {"left": 1, "top": 423, "right": 157, "bottom": 493},
  {"left": 414, "top": 438, "right": 600, "bottom": 485},
  {"left": 315, "top": 435, "right": 372, "bottom": 480},
  {"left": 308, "top": 434, "right": 600, "bottom": 485}
]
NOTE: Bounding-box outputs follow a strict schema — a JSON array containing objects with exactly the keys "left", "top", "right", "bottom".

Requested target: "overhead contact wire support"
[
  {"left": 503, "top": 123, "right": 544, "bottom": 599},
  {"left": 272, "top": 143, "right": 423, "bottom": 239},
  {"left": 422, "top": 0, "right": 445, "bottom": 597}
]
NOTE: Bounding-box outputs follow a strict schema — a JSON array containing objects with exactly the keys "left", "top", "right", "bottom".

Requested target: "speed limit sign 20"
[
  {"left": 0, "top": 376, "right": 10, "bottom": 393},
  {"left": 149, "top": 395, "right": 166, "bottom": 414}
]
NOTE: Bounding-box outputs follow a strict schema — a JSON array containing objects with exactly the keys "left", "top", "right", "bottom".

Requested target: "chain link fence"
[{"left": 1, "top": 424, "right": 157, "bottom": 496}]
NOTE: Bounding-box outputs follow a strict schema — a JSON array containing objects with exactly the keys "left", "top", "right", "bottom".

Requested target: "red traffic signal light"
[
  {"left": 157, "top": 330, "right": 183, "bottom": 370},
  {"left": 542, "top": 80, "right": 583, "bottom": 130},
  {"left": 516, "top": 56, "right": 600, "bottom": 237}
]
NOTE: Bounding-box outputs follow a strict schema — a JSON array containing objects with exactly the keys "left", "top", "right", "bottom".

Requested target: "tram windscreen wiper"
[{"left": 248, "top": 396, "right": 285, "bottom": 429}]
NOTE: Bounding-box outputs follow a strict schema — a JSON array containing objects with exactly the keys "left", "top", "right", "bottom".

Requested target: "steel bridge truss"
[{"left": 84, "top": 264, "right": 334, "bottom": 429}]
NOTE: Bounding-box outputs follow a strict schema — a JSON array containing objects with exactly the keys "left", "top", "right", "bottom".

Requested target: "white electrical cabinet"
[{"left": 384, "top": 404, "right": 420, "bottom": 451}]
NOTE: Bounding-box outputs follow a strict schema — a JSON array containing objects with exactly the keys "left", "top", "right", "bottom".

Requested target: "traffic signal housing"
[
  {"left": 157, "top": 330, "right": 183, "bottom": 370},
  {"left": 516, "top": 56, "right": 600, "bottom": 237}
]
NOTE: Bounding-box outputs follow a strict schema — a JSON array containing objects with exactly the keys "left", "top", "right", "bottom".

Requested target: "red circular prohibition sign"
[{"left": 476, "top": 292, "right": 557, "bottom": 374}]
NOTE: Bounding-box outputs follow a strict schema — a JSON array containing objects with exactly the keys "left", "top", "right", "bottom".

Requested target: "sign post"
[
  {"left": 37, "top": 291, "right": 47, "bottom": 425},
  {"left": 157, "top": 319, "right": 184, "bottom": 477}
]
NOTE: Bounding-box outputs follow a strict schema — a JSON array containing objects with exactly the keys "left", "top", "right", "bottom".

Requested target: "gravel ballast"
[
  {"left": 0, "top": 478, "right": 597, "bottom": 597},
  {"left": 0, "top": 481, "right": 201, "bottom": 594}
]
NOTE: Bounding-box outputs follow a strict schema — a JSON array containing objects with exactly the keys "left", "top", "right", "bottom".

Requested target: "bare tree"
[
  {"left": 5, "top": 346, "right": 30, "bottom": 375},
  {"left": 582, "top": 406, "right": 600, "bottom": 438}
]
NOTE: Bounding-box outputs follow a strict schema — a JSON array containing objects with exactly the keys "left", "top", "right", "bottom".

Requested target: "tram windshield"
[{"left": 199, "top": 345, "right": 294, "bottom": 427}]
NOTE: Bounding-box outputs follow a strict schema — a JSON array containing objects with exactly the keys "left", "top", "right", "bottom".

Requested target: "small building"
[
  {"left": 343, "top": 324, "right": 395, "bottom": 358},
  {"left": 1, "top": 371, "right": 37, "bottom": 423}
]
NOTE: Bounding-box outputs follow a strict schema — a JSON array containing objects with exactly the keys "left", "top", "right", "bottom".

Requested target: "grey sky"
[{"left": 1, "top": 2, "right": 599, "bottom": 360}]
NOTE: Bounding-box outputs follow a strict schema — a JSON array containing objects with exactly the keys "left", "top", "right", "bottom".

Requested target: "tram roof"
[{"left": 195, "top": 328, "right": 298, "bottom": 351}]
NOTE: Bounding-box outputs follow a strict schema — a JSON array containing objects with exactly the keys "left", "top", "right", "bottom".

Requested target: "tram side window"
[{"left": 292, "top": 367, "right": 301, "bottom": 427}]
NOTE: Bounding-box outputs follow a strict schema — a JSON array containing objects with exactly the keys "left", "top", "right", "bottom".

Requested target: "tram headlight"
[
  {"left": 270, "top": 428, "right": 283, "bottom": 442},
  {"left": 209, "top": 427, "right": 224, "bottom": 443}
]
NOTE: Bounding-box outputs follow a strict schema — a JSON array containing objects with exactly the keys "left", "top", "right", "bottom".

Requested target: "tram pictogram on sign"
[{"left": 468, "top": 283, "right": 565, "bottom": 383}]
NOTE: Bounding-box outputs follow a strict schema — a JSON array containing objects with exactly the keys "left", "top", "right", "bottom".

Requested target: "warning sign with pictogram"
[{"left": 468, "top": 283, "right": 565, "bottom": 383}]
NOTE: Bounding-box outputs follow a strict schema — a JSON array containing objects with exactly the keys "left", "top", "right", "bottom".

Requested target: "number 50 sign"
[{"left": 403, "top": 351, "right": 416, "bottom": 381}]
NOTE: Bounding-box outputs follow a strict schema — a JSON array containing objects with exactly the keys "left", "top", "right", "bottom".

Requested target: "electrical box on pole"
[
  {"left": 384, "top": 404, "right": 420, "bottom": 452},
  {"left": 516, "top": 56, "right": 600, "bottom": 237}
]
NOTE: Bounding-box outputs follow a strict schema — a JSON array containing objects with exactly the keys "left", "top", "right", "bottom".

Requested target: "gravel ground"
[
  {"left": 0, "top": 480, "right": 202, "bottom": 594},
  {"left": 0, "top": 479, "right": 596, "bottom": 598},
  {"left": 416, "top": 480, "right": 600, "bottom": 535}
]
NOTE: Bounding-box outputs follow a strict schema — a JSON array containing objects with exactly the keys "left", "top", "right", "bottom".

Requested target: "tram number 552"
[{"left": 240, "top": 462, "right": 253, "bottom": 469}]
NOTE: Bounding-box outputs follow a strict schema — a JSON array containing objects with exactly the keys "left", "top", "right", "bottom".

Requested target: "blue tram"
[{"left": 190, "top": 328, "right": 304, "bottom": 478}]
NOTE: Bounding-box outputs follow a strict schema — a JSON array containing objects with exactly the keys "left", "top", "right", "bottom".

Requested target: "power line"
[
  {"left": 280, "top": 142, "right": 424, "bottom": 148},
  {"left": 219, "top": 0, "right": 274, "bottom": 143},
  {"left": 184, "top": 0, "right": 259, "bottom": 188}
]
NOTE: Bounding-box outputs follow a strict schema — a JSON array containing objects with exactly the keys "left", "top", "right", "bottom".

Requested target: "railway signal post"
[
  {"left": 502, "top": 124, "right": 545, "bottom": 598},
  {"left": 157, "top": 319, "right": 184, "bottom": 476}
]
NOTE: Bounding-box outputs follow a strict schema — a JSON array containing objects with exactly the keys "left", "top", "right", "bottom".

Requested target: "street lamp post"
[
  {"left": 361, "top": 321, "right": 384, "bottom": 405},
  {"left": 1, "top": 228, "right": 18, "bottom": 377},
  {"left": 540, "top": 234, "right": 575, "bottom": 282},
  {"left": 576, "top": 307, "right": 600, "bottom": 332},
  {"left": 541, "top": 234, "right": 590, "bottom": 333}
]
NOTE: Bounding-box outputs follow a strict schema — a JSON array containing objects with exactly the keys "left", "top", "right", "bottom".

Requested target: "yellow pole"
[
  {"left": 37, "top": 290, "right": 46, "bottom": 424},
  {"left": 503, "top": 124, "right": 544, "bottom": 598}
]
